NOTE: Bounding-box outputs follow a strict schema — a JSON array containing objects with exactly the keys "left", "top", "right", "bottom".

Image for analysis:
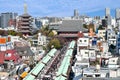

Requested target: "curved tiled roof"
[{"left": 58, "top": 20, "right": 87, "bottom": 32}]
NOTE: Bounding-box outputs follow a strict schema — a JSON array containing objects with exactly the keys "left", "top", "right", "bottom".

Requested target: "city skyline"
[{"left": 0, "top": 0, "right": 120, "bottom": 17}]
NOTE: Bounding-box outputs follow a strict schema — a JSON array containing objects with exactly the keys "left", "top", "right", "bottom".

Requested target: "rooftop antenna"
[{"left": 24, "top": 1, "right": 27, "bottom": 14}]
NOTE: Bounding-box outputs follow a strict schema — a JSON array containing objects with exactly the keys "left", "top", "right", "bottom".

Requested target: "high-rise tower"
[
  {"left": 0, "top": 12, "right": 17, "bottom": 28},
  {"left": 73, "top": 9, "right": 79, "bottom": 19},
  {"left": 116, "top": 8, "right": 120, "bottom": 19},
  {"left": 105, "top": 8, "right": 110, "bottom": 16},
  {"left": 105, "top": 8, "right": 111, "bottom": 25},
  {"left": 74, "top": 9, "right": 79, "bottom": 17}
]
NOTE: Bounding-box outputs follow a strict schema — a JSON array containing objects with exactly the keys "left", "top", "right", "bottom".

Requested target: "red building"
[
  {"left": 0, "top": 52, "right": 5, "bottom": 64},
  {"left": 5, "top": 49, "right": 19, "bottom": 62},
  {"left": 0, "top": 49, "right": 19, "bottom": 64}
]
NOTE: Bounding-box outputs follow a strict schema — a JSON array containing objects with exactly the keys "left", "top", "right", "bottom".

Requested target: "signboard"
[{"left": 0, "top": 38, "right": 6, "bottom": 44}]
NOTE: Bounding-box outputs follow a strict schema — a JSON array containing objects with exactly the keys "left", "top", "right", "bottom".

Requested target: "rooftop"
[
  {"left": 58, "top": 20, "right": 87, "bottom": 32},
  {"left": 83, "top": 77, "right": 120, "bottom": 80}
]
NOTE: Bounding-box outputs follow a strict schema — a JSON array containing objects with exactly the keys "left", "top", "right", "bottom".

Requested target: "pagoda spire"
[{"left": 24, "top": 2, "right": 27, "bottom": 14}]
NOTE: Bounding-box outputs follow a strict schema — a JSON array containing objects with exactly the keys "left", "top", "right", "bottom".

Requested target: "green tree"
[
  {"left": 83, "top": 24, "right": 88, "bottom": 29},
  {"left": 88, "top": 23, "right": 95, "bottom": 32},
  {"left": 40, "top": 26, "right": 50, "bottom": 36},
  {"left": 0, "top": 30, "right": 5, "bottom": 35},
  {"left": 48, "top": 31, "right": 54, "bottom": 37},
  {"left": 39, "top": 25, "right": 55, "bottom": 37},
  {"left": 48, "top": 38, "right": 61, "bottom": 49},
  {"left": 8, "top": 30, "right": 17, "bottom": 36}
]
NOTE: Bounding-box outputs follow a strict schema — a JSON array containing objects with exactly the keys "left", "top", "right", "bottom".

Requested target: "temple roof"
[{"left": 58, "top": 20, "right": 87, "bottom": 32}]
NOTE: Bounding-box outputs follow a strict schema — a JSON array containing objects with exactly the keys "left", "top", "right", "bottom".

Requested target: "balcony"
[
  {"left": 18, "top": 30, "right": 31, "bottom": 33},
  {"left": 21, "top": 18, "right": 29, "bottom": 21},
  {"left": 21, "top": 26, "right": 30, "bottom": 28},
  {"left": 21, "top": 22, "right": 29, "bottom": 25}
]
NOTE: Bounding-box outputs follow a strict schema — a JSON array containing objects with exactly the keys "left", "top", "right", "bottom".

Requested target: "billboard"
[{"left": 0, "top": 38, "right": 6, "bottom": 44}]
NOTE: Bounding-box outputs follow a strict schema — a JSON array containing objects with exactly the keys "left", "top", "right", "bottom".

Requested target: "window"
[
  {"left": 14, "top": 38, "right": 17, "bottom": 40},
  {"left": 39, "top": 51, "right": 42, "bottom": 54},
  {"left": 34, "top": 41, "right": 37, "bottom": 43},
  {"left": 79, "top": 40, "right": 82, "bottom": 42},
  {"left": 95, "top": 74, "right": 100, "bottom": 77},
  {"left": 100, "top": 32, "right": 102, "bottom": 34},
  {"left": 91, "top": 53, "right": 94, "bottom": 57},
  {"left": 103, "top": 32, "right": 106, "bottom": 34},
  {"left": 84, "top": 74, "right": 87, "bottom": 77},
  {"left": 39, "top": 42, "right": 41, "bottom": 44},
  {"left": 39, "top": 38, "right": 41, "bottom": 41},
  {"left": 85, "top": 52, "right": 88, "bottom": 54},
  {"left": 112, "top": 60, "right": 115, "bottom": 62},
  {"left": 113, "top": 37, "right": 115, "bottom": 39},
  {"left": 76, "top": 65, "right": 79, "bottom": 67},
  {"left": 86, "top": 75, "right": 93, "bottom": 77},
  {"left": 113, "top": 41, "right": 114, "bottom": 43},
  {"left": 5, "top": 53, "right": 11, "bottom": 57}
]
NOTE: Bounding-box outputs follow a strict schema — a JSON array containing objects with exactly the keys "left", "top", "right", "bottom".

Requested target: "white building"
[
  {"left": 77, "top": 37, "right": 89, "bottom": 55},
  {"left": 0, "top": 37, "right": 14, "bottom": 51},
  {"left": 31, "top": 46, "right": 45, "bottom": 61},
  {"left": 83, "top": 67, "right": 109, "bottom": 78},
  {"left": 10, "top": 36, "right": 20, "bottom": 42},
  {"left": 84, "top": 17, "right": 93, "bottom": 24},
  {"left": 79, "top": 49, "right": 89, "bottom": 59},
  {"left": 79, "top": 49, "right": 96, "bottom": 60},
  {"left": 89, "top": 49, "right": 96, "bottom": 61},
  {"left": 109, "top": 68, "right": 120, "bottom": 78},
  {"left": 38, "top": 33, "right": 46, "bottom": 46},
  {"left": 107, "top": 29, "right": 116, "bottom": 46},
  {"left": 97, "top": 29, "right": 106, "bottom": 41},
  {"left": 40, "top": 18, "right": 49, "bottom": 26},
  {"left": 108, "top": 57, "right": 119, "bottom": 69},
  {"left": 74, "top": 58, "right": 89, "bottom": 69},
  {"left": 102, "top": 42, "right": 109, "bottom": 53},
  {"left": 1, "top": 42, "right": 14, "bottom": 51},
  {"left": 111, "top": 18, "right": 116, "bottom": 28}
]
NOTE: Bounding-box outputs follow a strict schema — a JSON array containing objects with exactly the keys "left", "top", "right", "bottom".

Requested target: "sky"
[{"left": 0, "top": 0, "right": 120, "bottom": 17}]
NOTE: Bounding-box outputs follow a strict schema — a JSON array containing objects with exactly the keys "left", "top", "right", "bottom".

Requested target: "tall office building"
[
  {"left": 73, "top": 9, "right": 79, "bottom": 19},
  {"left": 35, "top": 18, "right": 42, "bottom": 28},
  {"left": 12, "top": 13, "right": 18, "bottom": 19},
  {"left": 116, "top": 8, "right": 120, "bottom": 19},
  {"left": 105, "top": 8, "right": 110, "bottom": 16},
  {"left": 0, "top": 12, "right": 17, "bottom": 28},
  {"left": 102, "top": 19, "right": 107, "bottom": 27},
  {"left": 74, "top": 9, "right": 79, "bottom": 17},
  {"left": 105, "top": 8, "right": 111, "bottom": 25}
]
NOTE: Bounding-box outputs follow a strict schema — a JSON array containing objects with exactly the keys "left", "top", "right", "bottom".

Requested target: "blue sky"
[{"left": 0, "top": 0, "right": 120, "bottom": 17}]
